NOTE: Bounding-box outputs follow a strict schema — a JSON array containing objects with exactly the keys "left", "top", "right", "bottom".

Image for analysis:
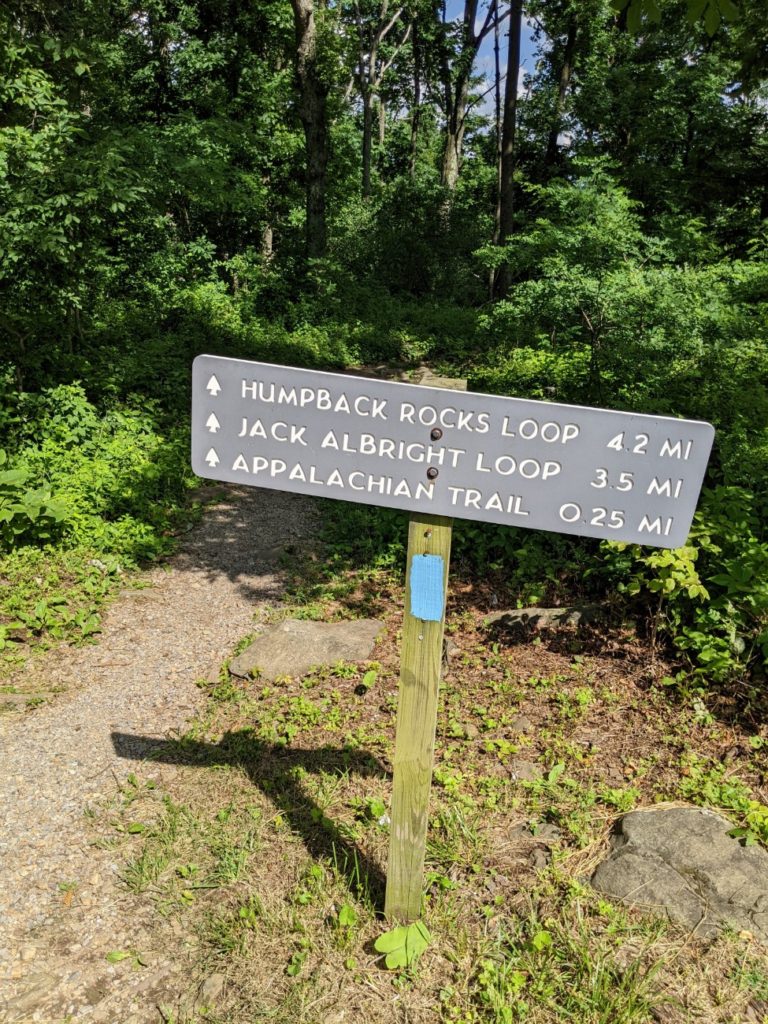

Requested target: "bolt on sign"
[{"left": 191, "top": 354, "right": 714, "bottom": 922}]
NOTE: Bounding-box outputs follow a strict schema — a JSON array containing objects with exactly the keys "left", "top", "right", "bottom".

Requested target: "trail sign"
[
  {"left": 192, "top": 354, "right": 714, "bottom": 549},
  {"left": 191, "top": 353, "right": 714, "bottom": 924}
]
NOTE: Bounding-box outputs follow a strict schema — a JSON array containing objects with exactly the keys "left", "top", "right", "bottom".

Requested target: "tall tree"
[
  {"left": 291, "top": 0, "right": 330, "bottom": 258},
  {"left": 566, "top": 1, "right": 768, "bottom": 241},
  {"left": 543, "top": 8, "right": 577, "bottom": 167},
  {"left": 438, "top": 0, "right": 497, "bottom": 189},
  {"left": 351, "top": 0, "right": 411, "bottom": 197},
  {"left": 494, "top": 0, "right": 523, "bottom": 297},
  {"left": 409, "top": 7, "right": 423, "bottom": 174}
]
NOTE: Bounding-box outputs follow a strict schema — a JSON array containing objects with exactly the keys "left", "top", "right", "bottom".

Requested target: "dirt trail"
[{"left": 0, "top": 488, "right": 318, "bottom": 1023}]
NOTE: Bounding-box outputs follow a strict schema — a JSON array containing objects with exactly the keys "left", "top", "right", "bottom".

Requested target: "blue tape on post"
[{"left": 409, "top": 554, "right": 445, "bottom": 622}]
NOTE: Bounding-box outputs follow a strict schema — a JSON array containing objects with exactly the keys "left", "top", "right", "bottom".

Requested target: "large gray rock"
[
  {"left": 228, "top": 619, "right": 384, "bottom": 680},
  {"left": 591, "top": 806, "right": 768, "bottom": 941}
]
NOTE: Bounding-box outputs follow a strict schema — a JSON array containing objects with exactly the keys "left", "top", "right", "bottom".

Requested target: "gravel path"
[{"left": 0, "top": 487, "right": 319, "bottom": 1023}]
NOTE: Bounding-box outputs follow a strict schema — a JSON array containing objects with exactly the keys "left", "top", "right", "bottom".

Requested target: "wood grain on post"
[
  {"left": 385, "top": 370, "right": 466, "bottom": 923},
  {"left": 385, "top": 513, "right": 452, "bottom": 921}
]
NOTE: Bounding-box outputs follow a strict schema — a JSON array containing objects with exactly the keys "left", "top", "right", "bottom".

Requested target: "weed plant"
[{"left": 0, "top": 382, "right": 197, "bottom": 663}]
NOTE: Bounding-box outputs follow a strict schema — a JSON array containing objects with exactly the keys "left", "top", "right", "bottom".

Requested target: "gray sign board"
[{"left": 191, "top": 355, "right": 714, "bottom": 549}]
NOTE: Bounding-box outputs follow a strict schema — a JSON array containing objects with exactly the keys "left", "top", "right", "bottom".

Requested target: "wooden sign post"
[
  {"left": 385, "top": 372, "right": 466, "bottom": 922},
  {"left": 191, "top": 355, "right": 715, "bottom": 922},
  {"left": 385, "top": 511, "right": 452, "bottom": 921}
]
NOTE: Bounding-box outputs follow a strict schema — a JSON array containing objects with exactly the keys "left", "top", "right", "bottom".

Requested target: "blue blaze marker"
[{"left": 409, "top": 554, "right": 445, "bottom": 622}]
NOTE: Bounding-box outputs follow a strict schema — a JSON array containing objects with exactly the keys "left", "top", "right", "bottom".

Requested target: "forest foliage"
[{"left": 1, "top": 0, "right": 766, "bottom": 688}]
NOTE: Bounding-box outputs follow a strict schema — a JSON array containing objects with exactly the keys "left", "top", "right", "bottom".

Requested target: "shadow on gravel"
[
  {"left": 174, "top": 486, "right": 320, "bottom": 605},
  {"left": 111, "top": 730, "right": 388, "bottom": 909}
]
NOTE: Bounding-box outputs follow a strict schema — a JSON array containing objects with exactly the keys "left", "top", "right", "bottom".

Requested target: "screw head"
[
  {"left": 426, "top": 467, "right": 439, "bottom": 480},
  {"left": 430, "top": 427, "right": 443, "bottom": 441}
]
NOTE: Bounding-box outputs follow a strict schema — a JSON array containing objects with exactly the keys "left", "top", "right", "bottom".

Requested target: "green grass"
[
  {"left": 82, "top": 490, "right": 768, "bottom": 1024},
  {"left": 96, "top": 649, "right": 768, "bottom": 1024}
]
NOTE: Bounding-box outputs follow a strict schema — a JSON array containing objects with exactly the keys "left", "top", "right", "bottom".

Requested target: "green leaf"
[
  {"left": 704, "top": 0, "right": 721, "bottom": 33},
  {"left": 106, "top": 950, "right": 131, "bottom": 964},
  {"left": 716, "top": 0, "right": 739, "bottom": 20},
  {"left": 360, "top": 669, "right": 377, "bottom": 690},
  {"left": 531, "top": 929, "right": 552, "bottom": 952},
  {"left": 627, "top": 1, "right": 643, "bottom": 33},
  {"left": 728, "top": 826, "right": 756, "bottom": 845},
  {"left": 366, "top": 797, "right": 387, "bottom": 821},
  {"left": 547, "top": 762, "right": 565, "bottom": 785},
  {"left": 374, "top": 922, "right": 431, "bottom": 970},
  {"left": 0, "top": 469, "right": 28, "bottom": 485},
  {"left": 337, "top": 903, "right": 357, "bottom": 928},
  {"left": 286, "top": 949, "right": 308, "bottom": 976}
]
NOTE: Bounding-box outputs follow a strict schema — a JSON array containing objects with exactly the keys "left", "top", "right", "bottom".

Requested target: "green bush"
[
  {"left": 0, "top": 449, "right": 67, "bottom": 550},
  {"left": 606, "top": 487, "right": 768, "bottom": 684},
  {"left": 6, "top": 383, "right": 193, "bottom": 564}
]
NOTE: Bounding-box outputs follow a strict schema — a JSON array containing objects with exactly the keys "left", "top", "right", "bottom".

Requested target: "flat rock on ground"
[
  {"left": 485, "top": 604, "right": 605, "bottom": 630},
  {"left": 0, "top": 486, "right": 319, "bottom": 1024},
  {"left": 591, "top": 806, "right": 768, "bottom": 941},
  {"left": 228, "top": 618, "right": 383, "bottom": 680}
]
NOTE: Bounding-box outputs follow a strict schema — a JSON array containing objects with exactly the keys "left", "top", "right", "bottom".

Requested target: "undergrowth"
[{"left": 0, "top": 383, "right": 198, "bottom": 666}]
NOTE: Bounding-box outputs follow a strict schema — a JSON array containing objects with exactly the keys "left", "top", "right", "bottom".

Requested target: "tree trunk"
[
  {"left": 439, "top": 0, "right": 478, "bottom": 190},
  {"left": 492, "top": 1, "right": 502, "bottom": 246},
  {"left": 148, "top": 12, "right": 172, "bottom": 121},
  {"left": 290, "top": 0, "right": 329, "bottom": 259},
  {"left": 354, "top": 1, "right": 409, "bottom": 197},
  {"left": 439, "top": 0, "right": 497, "bottom": 192},
  {"left": 409, "top": 15, "right": 421, "bottom": 176},
  {"left": 544, "top": 17, "right": 576, "bottom": 169},
  {"left": 441, "top": 76, "right": 469, "bottom": 190},
  {"left": 261, "top": 223, "right": 274, "bottom": 262},
  {"left": 362, "top": 88, "right": 373, "bottom": 197},
  {"left": 494, "top": 0, "right": 523, "bottom": 298}
]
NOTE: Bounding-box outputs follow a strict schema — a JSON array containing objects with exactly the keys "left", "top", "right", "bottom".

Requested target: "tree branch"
[
  {"left": 473, "top": 0, "right": 500, "bottom": 47},
  {"left": 461, "top": 68, "right": 510, "bottom": 126},
  {"left": 376, "top": 21, "right": 412, "bottom": 84}
]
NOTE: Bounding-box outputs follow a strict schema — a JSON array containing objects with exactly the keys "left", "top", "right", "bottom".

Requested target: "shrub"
[
  {"left": 606, "top": 486, "right": 768, "bottom": 684},
  {"left": 0, "top": 449, "right": 67, "bottom": 551}
]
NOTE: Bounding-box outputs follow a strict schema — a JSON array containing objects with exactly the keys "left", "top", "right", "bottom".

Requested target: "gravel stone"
[
  {"left": 509, "top": 760, "right": 543, "bottom": 782},
  {"left": 197, "top": 972, "right": 227, "bottom": 1007},
  {"left": 508, "top": 714, "right": 535, "bottom": 734},
  {"left": 529, "top": 848, "right": 551, "bottom": 869}
]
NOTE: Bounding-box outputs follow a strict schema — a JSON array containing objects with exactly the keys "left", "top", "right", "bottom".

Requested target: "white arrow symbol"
[
  {"left": 206, "top": 375, "right": 221, "bottom": 396},
  {"left": 205, "top": 448, "right": 220, "bottom": 468},
  {"left": 206, "top": 413, "right": 220, "bottom": 433}
]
